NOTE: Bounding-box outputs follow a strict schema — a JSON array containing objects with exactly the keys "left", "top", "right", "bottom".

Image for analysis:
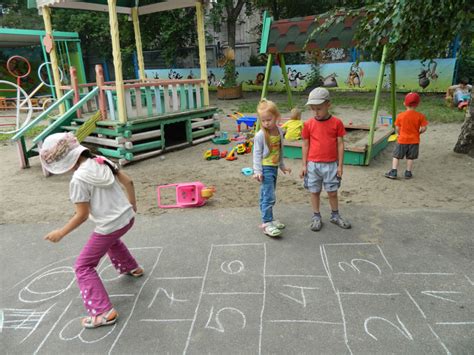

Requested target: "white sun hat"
[
  {"left": 39, "top": 132, "right": 88, "bottom": 174},
  {"left": 305, "top": 87, "right": 330, "bottom": 105}
]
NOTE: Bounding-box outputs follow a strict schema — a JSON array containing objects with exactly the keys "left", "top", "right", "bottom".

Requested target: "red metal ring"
[{"left": 6, "top": 55, "right": 31, "bottom": 79}]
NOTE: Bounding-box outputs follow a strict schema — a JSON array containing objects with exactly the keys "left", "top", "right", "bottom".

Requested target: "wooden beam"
[
  {"left": 41, "top": 6, "right": 65, "bottom": 114},
  {"left": 131, "top": 7, "right": 146, "bottom": 81},
  {"left": 46, "top": 2, "right": 131, "bottom": 14},
  {"left": 139, "top": 0, "right": 196, "bottom": 15},
  {"left": 195, "top": 1, "right": 209, "bottom": 106},
  {"left": 107, "top": 0, "right": 127, "bottom": 123}
]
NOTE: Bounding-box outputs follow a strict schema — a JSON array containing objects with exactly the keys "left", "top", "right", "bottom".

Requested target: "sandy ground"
[{"left": 1, "top": 92, "right": 473, "bottom": 225}]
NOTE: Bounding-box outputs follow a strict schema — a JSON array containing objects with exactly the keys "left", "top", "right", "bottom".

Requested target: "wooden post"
[
  {"left": 256, "top": 53, "right": 274, "bottom": 132},
  {"left": 278, "top": 53, "right": 293, "bottom": 109},
  {"left": 195, "top": 1, "right": 209, "bottom": 106},
  {"left": 107, "top": 0, "right": 127, "bottom": 123},
  {"left": 390, "top": 62, "right": 397, "bottom": 128},
  {"left": 365, "top": 45, "right": 388, "bottom": 165},
  {"left": 261, "top": 53, "right": 273, "bottom": 100},
  {"left": 131, "top": 7, "right": 146, "bottom": 81},
  {"left": 95, "top": 65, "right": 107, "bottom": 120},
  {"left": 70, "top": 66, "right": 81, "bottom": 118},
  {"left": 41, "top": 6, "right": 65, "bottom": 114}
]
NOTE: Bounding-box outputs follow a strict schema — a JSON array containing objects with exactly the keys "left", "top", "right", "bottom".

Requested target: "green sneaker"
[{"left": 271, "top": 220, "right": 286, "bottom": 229}]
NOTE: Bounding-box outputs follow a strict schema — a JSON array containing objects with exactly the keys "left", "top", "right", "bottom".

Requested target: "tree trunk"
[{"left": 454, "top": 91, "right": 474, "bottom": 157}]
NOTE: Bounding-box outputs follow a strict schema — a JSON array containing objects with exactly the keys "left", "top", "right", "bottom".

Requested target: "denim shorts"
[{"left": 304, "top": 161, "right": 339, "bottom": 193}]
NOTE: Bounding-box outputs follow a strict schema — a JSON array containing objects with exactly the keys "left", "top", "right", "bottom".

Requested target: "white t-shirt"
[{"left": 70, "top": 159, "right": 134, "bottom": 235}]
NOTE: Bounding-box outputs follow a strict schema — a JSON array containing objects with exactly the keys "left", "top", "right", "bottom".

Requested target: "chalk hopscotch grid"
[
  {"left": 320, "top": 242, "right": 474, "bottom": 355},
  {"left": 3, "top": 243, "right": 472, "bottom": 354}
]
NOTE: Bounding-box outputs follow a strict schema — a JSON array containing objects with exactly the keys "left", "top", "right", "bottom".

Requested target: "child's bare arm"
[
  {"left": 300, "top": 139, "right": 309, "bottom": 178},
  {"left": 337, "top": 137, "right": 344, "bottom": 177},
  {"left": 420, "top": 126, "right": 427, "bottom": 134},
  {"left": 117, "top": 170, "right": 137, "bottom": 211},
  {"left": 44, "top": 202, "right": 89, "bottom": 243}
]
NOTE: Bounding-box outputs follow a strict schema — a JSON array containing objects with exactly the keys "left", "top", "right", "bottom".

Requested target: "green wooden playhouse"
[
  {"left": 258, "top": 12, "right": 396, "bottom": 166},
  {"left": 12, "top": 0, "right": 218, "bottom": 169}
]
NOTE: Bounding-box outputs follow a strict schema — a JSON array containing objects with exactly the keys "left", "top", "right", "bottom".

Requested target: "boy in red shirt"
[
  {"left": 300, "top": 87, "right": 351, "bottom": 231},
  {"left": 385, "top": 92, "right": 428, "bottom": 179}
]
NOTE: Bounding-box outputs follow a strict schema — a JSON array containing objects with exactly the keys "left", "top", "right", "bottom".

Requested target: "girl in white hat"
[{"left": 40, "top": 132, "right": 143, "bottom": 329}]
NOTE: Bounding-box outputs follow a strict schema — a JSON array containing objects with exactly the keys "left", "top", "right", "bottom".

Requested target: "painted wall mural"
[{"left": 145, "top": 58, "right": 456, "bottom": 93}]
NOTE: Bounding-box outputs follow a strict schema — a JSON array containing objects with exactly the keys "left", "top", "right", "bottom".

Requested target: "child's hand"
[
  {"left": 131, "top": 202, "right": 137, "bottom": 212},
  {"left": 253, "top": 173, "right": 263, "bottom": 182},
  {"left": 281, "top": 167, "right": 292, "bottom": 174},
  {"left": 299, "top": 166, "right": 307, "bottom": 179},
  {"left": 44, "top": 230, "right": 64, "bottom": 243},
  {"left": 337, "top": 166, "right": 343, "bottom": 178}
]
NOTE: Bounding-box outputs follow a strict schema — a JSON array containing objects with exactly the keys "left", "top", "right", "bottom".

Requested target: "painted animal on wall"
[
  {"left": 322, "top": 73, "right": 338, "bottom": 87},
  {"left": 346, "top": 63, "right": 364, "bottom": 87},
  {"left": 418, "top": 60, "right": 438, "bottom": 89}
]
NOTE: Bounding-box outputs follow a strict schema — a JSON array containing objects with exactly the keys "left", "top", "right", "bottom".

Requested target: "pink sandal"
[
  {"left": 82, "top": 308, "right": 118, "bottom": 329},
  {"left": 127, "top": 267, "right": 144, "bottom": 278}
]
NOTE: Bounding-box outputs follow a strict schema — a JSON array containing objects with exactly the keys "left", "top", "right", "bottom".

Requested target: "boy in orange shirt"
[{"left": 385, "top": 92, "right": 428, "bottom": 179}]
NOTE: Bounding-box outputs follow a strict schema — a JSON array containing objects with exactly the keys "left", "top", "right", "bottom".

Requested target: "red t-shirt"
[
  {"left": 395, "top": 110, "right": 428, "bottom": 144},
  {"left": 301, "top": 116, "right": 346, "bottom": 162}
]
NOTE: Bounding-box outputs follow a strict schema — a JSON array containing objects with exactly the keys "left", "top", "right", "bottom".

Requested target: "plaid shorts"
[{"left": 304, "top": 161, "right": 340, "bottom": 193}]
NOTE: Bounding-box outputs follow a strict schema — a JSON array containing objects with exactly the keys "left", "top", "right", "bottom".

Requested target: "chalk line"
[
  {"left": 265, "top": 274, "right": 328, "bottom": 278},
  {"left": 140, "top": 319, "right": 193, "bottom": 322},
  {"left": 183, "top": 245, "right": 213, "bottom": 354},
  {"left": 339, "top": 292, "right": 400, "bottom": 296},
  {"left": 267, "top": 320, "right": 343, "bottom": 325},
  {"left": 212, "top": 243, "right": 265, "bottom": 247},
  {"left": 108, "top": 248, "right": 163, "bottom": 355},
  {"left": 258, "top": 242, "right": 267, "bottom": 355},
  {"left": 323, "top": 243, "right": 374, "bottom": 246},
  {"left": 421, "top": 291, "right": 461, "bottom": 303},
  {"left": 9, "top": 256, "right": 76, "bottom": 292},
  {"left": 205, "top": 292, "right": 264, "bottom": 295},
  {"left": 20, "top": 304, "right": 55, "bottom": 344},
  {"left": 404, "top": 289, "right": 426, "bottom": 319},
  {"left": 154, "top": 276, "right": 203, "bottom": 280},
  {"left": 464, "top": 275, "right": 474, "bottom": 286},
  {"left": 320, "top": 245, "right": 352, "bottom": 355},
  {"left": 427, "top": 324, "right": 451, "bottom": 355},
  {"left": 376, "top": 245, "right": 393, "bottom": 271},
  {"left": 395, "top": 272, "right": 455, "bottom": 276},
  {"left": 33, "top": 300, "right": 72, "bottom": 355},
  {"left": 436, "top": 322, "right": 474, "bottom": 325}
]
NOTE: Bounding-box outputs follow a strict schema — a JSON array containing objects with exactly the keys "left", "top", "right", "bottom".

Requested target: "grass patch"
[
  {"left": 0, "top": 125, "right": 46, "bottom": 142},
  {"left": 237, "top": 92, "right": 466, "bottom": 123}
]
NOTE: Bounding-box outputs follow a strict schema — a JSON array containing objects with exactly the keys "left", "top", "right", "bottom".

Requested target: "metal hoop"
[
  {"left": 0, "top": 80, "right": 33, "bottom": 134},
  {"left": 6, "top": 56, "right": 31, "bottom": 79},
  {"left": 38, "top": 62, "right": 64, "bottom": 88}
]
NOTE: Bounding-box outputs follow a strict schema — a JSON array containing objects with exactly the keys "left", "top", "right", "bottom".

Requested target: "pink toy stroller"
[{"left": 157, "top": 181, "right": 215, "bottom": 208}]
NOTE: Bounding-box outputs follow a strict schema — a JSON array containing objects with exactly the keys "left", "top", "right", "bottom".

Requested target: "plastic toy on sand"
[{"left": 157, "top": 181, "right": 215, "bottom": 208}]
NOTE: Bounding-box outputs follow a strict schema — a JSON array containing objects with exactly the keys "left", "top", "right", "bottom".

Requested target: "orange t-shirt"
[{"left": 395, "top": 110, "right": 428, "bottom": 144}]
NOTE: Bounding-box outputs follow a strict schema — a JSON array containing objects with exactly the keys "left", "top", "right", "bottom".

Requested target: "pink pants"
[{"left": 75, "top": 218, "right": 139, "bottom": 316}]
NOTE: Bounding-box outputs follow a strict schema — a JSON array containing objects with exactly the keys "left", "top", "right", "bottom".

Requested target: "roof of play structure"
[
  {"left": 27, "top": 0, "right": 201, "bottom": 14},
  {"left": 0, "top": 28, "right": 79, "bottom": 48},
  {"left": 260, "top": 12, "right": 361, "bottom": 54}
]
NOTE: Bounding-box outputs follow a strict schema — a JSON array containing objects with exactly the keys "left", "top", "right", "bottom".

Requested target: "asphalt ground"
[{"left": 1, "top": 204, "right": 473, "bottom": 354}]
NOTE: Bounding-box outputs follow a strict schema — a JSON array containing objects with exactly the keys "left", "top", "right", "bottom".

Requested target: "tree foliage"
[
  {"left": 2, "top": 1, "right": 197, "bottom": 71},
  {"left": 0, "top": 0, "right": 44, "bottom": 29},
  {"left": 310, "top": 0, "right": 474, "bottom": 62}
]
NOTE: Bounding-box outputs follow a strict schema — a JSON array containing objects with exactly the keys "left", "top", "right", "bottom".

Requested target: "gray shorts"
[
  {"left": 304, "top": 161, "right": 340, "bottom": 193},
  {"left": 393, "top": 143, "right": 419, "bottom": 160}
]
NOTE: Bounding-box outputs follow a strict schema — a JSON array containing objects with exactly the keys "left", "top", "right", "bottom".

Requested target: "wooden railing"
[{"left": 61, "top": 65, "right": 206, "bottom": 122}]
